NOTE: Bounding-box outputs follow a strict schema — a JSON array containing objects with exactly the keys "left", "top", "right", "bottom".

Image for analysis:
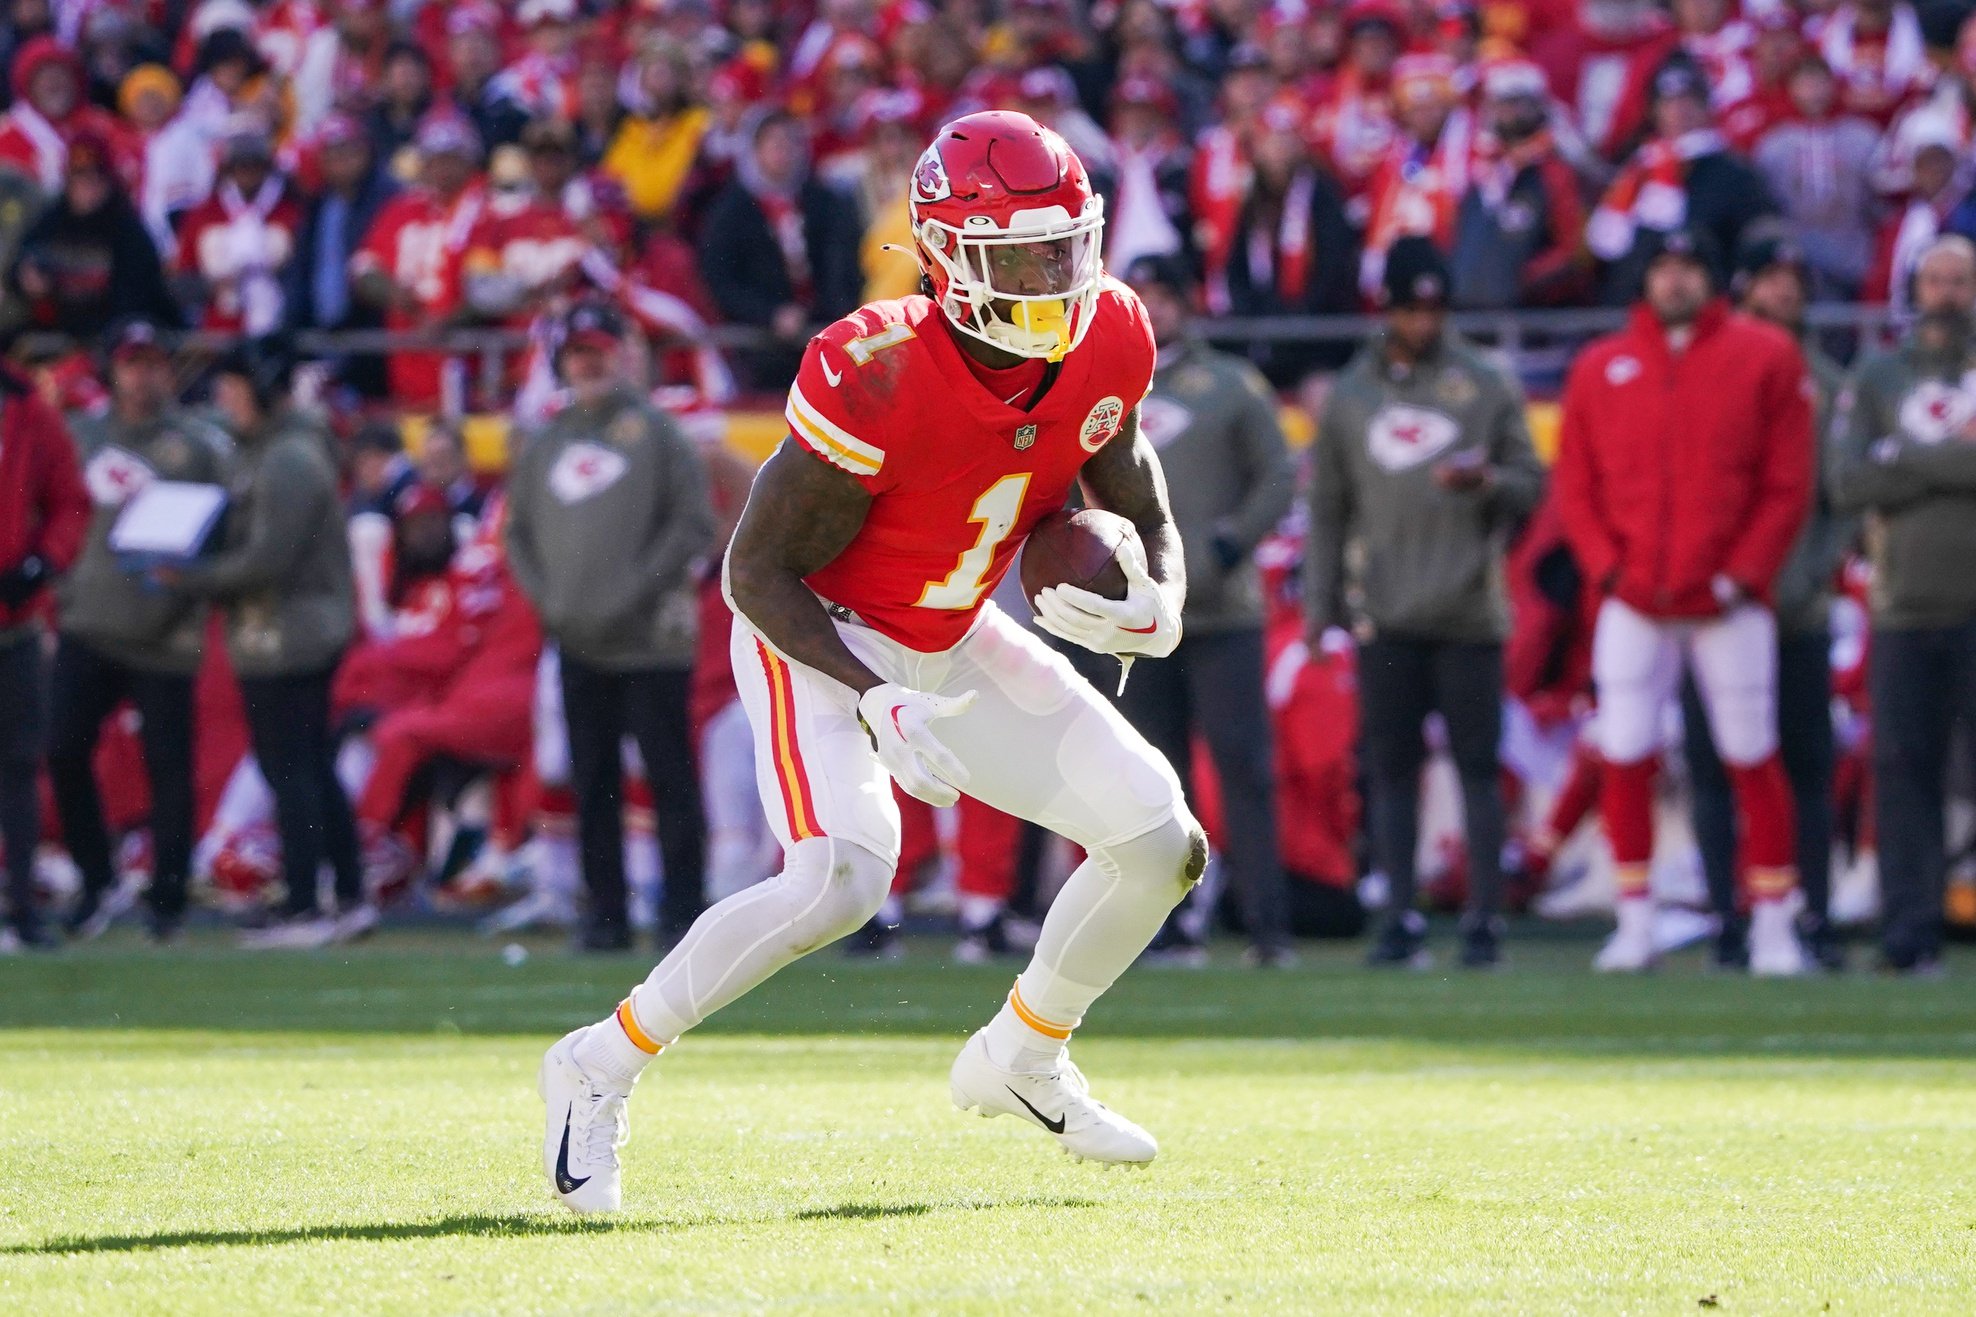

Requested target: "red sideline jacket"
[
  {"left": 0, "top": 374, "right": 89, "bottom": 631},
  {"left": 1553, "top": 299, "right": 1814, "bottom": 620}
]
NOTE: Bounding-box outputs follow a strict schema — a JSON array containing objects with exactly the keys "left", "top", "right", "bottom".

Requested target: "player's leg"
[
  {"left": 1589, "top": 598, "right": 1683, "bottom": 971},
  {"left": 540, "top": 620, "right": 902, "bottom": 1213},
  {"left": 1688, "top": 604, "right": 1805, "bottom": 976},
  {"left": 935, "top": 607, "right": 1204, "bottom": 1163}
]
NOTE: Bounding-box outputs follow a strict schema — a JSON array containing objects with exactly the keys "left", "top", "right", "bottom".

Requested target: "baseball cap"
[
  {"left": 518, "top": 0, "right": 578, "bottom": 27},
  {"left": 1482, "top": 59, "right": 1547, "bottom": 102},
  {"left": 317, "top": 111, "right": 365, "bottom": 149},
  {"left": 1732, "top": 228, "right": 1808, "bottom": 292},
  {"left": 1651, "top": 55, "right": 1709, "bottom": 104},
  {"left": 415, "top": 111, "right": 483, "bottom": 161},
  {"left": 1640, "top": 224, "right": 1723, "bottom": 284},
  {"left": 561, "top": 300, "right": 627, "bottom": 351},
  {"left": 1381, "top": 236, "right": 1451, "bottom": 309},
  {"left": 107, "top": 318, "right": 172, "bottom": 361}
]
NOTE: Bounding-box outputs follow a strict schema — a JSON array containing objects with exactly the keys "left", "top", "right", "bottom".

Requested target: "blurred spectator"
[
  {"left": 1828, "top": 235, "right": 1976, "bottom": 976},
  {"left": 174, "top": 118, "right": 302, "bottom": 336},
  {"left": 294, "top": 0, "right": 392, "bottom": 136},
  {"left": 0, "top": 35, "right": 137, "bottom": 194},
  {"left": 1102, "top": 77, "right": 1193, "bottom": 279},
  {"left": 289, "top": 110, "right": 395, "bottom": 335},
  {"left": 697, "top": 109, "right": 863, "bottom": 387},
  {"left": 1221, "top": 101, "right": 1360, "bottom": 385},
  {"left": 349, "top": 109, "right": 486, "bottom": 411},
  {"left": 0, "top": 364, "right": 87, "bottom": 950},
  {"left": 461, "top": 117, "right": 588, "bottom": 330},
  {"left": 1308, "top": 238, "right": 1545, "bottom": 970},
  {"left": 488, "top": 0, "right": 581, "bottom": 126},
  {"left": 1871, "top": 130, "right": 1963, "bottom": 316},
  {"left": 1117, "top": 256, "right": 1295, "bottom": 966},
  {"left": 504, "top": 301, "right": 713, "bottom": 951},
  {"left": 1359, "top": 53, "right": 1473, "bottom": 299},
  {"left": 1752, "top": 54, "right": 1881, "bottom": 299},
  {"left": 8, "top": 131, "right": 180, "bottom": 338},
  {"left": 1553, "top": 226, "right": 1813, "bottom": 975},
  {"left": 1818, "top": 0, "right": 1933, "bottom": 126},
  {"left": 1450, "top": 59, "right": 1591, "bottom": 309},
  {"left": 844, "top": 90, "right": 924, "bottom": 302},
  {"left": 51, "top": 322, "right": 233, "bottom": 943},
  {"left": 602, "top": 38, "right": 708, "bottom": 225},
  {"left": 167, "top": 342, "right": 365, "bottom": 948},
  {"left": 347, "top": 419, "right": 417, "bottom": 516},
  {"left": 1602, "top": 0, "right": 1758, "bottom": 159},
  {"left": 415, "top": 420, "right": 489, "bottom": 522},
  {"left": 366, "top": 39, "right": 436, "bottom": 162},
  {"left": 1311, "top": 0, "right": 1405, "bottom": 191},
  {"left": 1589, "top": 55, "right": 1778, "bottom": 304},
  {"left": 119, "top": 63, "right": 209, "bottom": 251},
  {"left": 438, "top": 3, "right": 527, "bottom": 153},
  {"left": 1682, "top": 234, "right": 1851, "bottom": 972},
  {"left": 180, "top": 27, "right": 272, "bottom": 147}
]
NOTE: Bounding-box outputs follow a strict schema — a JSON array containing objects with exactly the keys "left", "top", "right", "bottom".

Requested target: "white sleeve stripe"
[
  {"left": 786, "top": 403, "right": 881, "bottom": 476},
  {"left": 787, "top": 383, "right": 885, "bottom": 468}
]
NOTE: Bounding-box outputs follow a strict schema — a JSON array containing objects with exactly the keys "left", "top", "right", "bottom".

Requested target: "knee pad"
[
  {"left": 1093, "top": 810, "right": 1209, "bottom": 902},
  {"left": 773, "top": 835, "right": 895, "bottom": 956}
]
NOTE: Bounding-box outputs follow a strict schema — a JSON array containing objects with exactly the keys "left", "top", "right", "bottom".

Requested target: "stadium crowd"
[{"left": 0, "top": 0, "right": 1974, "bottom": 975}]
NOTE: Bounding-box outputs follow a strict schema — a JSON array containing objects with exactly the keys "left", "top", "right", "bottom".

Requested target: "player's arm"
[
  {"left": 1079, "top": 408, "right": 1184, "bottom": 607},
  {"left": 1034, "top": 407, "right": 1184, "bottom": 661},
  {"left": 727, "top": 441, "right": 977, "bottom": 808},
  {"left": 724, "top": 441, "right": 885, "bottom": 695}
]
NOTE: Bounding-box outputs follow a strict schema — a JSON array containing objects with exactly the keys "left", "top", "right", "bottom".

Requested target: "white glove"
[
  {"left": 1032, "top": 552, "right": 1182, "bottom": 660},
  {"left": 857, "top": 682, "right": 977, "bottom": 808}
]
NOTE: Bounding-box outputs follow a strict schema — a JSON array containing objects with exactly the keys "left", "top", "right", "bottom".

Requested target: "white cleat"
[
  {"left": 1748, "top": 899, "right": 1809, "bottom": 977},
  {"left": 1594, "top": 899, "right": 1659, "bottom": 973},
  {"left": 948, "top": 1029, "right": 1157, "bottom": 1166},
  {"left": 538, "top": 1029, "right": 628, "bottom": 1215}
]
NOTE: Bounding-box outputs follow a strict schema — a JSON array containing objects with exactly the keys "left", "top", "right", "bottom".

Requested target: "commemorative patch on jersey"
[
  {"left": 1079, "top": 395, "right": 1126, "bottom": 452},
  {"left": 1898, "top": 381, "right": 1976, "bottom": 446},
  {"left": 606, "top": 411, "right": 649, "bottom": 449},
  {"left": 84, "top": 446, "right": 155, "bottom": 507},
  {"left": 1366, "top": 404, "right": 1461, "bottom": 472},
  {"left": 548, "top": 441, "right": 630, "bottom": 504},
  {"left": 1137, "top": 395, "right": 1194, "bottom": 451}
]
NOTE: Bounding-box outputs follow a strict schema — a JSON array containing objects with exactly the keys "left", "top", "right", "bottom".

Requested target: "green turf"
[{"left": 1, "top": 931, "right": 1972, "bottom": 1315}]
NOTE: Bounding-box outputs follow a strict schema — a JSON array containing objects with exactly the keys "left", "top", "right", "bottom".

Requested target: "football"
[{"left": 1020, "top": 508, "right": 1137, "bottom": 604}]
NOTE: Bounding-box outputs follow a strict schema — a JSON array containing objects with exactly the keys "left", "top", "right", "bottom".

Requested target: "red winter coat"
[
  {"left": 0, "top": 374, "right": 89, "bottom": 632},
  {"left": 1553, "top": 299, "right": 1813, "bottom": 620}
]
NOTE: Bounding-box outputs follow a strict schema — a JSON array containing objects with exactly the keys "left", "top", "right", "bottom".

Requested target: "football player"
[{"left": 538, "top": 111, "right": 1207, "bottom": 1212}]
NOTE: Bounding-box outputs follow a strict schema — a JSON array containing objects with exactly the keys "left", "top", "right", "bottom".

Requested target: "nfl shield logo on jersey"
[{"left": 1013, "top": 423, "right": 1038, "bottom": 450}]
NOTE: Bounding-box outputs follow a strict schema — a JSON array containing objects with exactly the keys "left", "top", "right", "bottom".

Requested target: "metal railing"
[{"left": 15, "top": 302, "right": 1907, "bottom": 413}]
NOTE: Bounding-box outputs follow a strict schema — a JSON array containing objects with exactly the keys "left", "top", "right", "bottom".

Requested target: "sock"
[
  {"left": 1613, "top": 863, "right": 1652, "bottom": 902},
  {"left": 990, "top": 814, "right": 1197, "bottom": 1067},
  {"left": 1600, "top": 758, "right": 1657, "bottom": 870},
  {"left": 573, "top": 998, "right": 664, "bottom": 1090}
]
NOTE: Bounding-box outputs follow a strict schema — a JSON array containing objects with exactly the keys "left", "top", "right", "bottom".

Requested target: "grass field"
[{"left": 1, "top": 929, "right": 1972, "bottom": 1315}]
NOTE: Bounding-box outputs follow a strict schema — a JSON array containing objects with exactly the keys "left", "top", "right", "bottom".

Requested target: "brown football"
[{"left": 1020, "top": 508, "right": 1137, "bottom": 605}]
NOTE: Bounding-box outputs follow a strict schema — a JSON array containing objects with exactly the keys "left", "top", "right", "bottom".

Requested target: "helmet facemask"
[{"left": 916, "top": 199, "right": 1105, "bottom": 363}]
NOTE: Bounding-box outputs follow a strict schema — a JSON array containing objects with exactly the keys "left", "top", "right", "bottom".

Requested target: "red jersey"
[
  {"left": 350, "top": 185, "right": 485, "bottom": 407},
  {"left": 786, "top": 284, "right": 1156, "bottom": 653},
  {"left": 174, "top": 183, "right": 305, "bottom": 333}
]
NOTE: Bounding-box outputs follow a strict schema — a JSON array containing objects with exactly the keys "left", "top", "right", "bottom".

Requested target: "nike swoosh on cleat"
[
  {"left": 1006, "top": 1086, "right": 1067, "bottom": 1134},
  {"left": 554, "top": 1106, "right": 590, "bottom": 1195}
]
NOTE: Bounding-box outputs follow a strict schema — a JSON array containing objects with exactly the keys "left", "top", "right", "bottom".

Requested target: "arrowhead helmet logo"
[
  {"left": 911, "top": 146, "right": 951, "bottom": 204},
  {"left": 1013, "top": 423, "right": 1037, "bottom": 450}
]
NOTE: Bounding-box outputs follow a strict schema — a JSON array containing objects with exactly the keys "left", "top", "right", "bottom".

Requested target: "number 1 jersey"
[{"left": 783, "top": 282, "right": 1156, "bottom": 653}]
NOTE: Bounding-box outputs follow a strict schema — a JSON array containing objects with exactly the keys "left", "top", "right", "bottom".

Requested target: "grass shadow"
[
  {"left": 8, "top": 1213, "right": 634, "bottom": 1255},
  {"left": 9, "top": 1196, "right": 1103, "bottom": 1256}
]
